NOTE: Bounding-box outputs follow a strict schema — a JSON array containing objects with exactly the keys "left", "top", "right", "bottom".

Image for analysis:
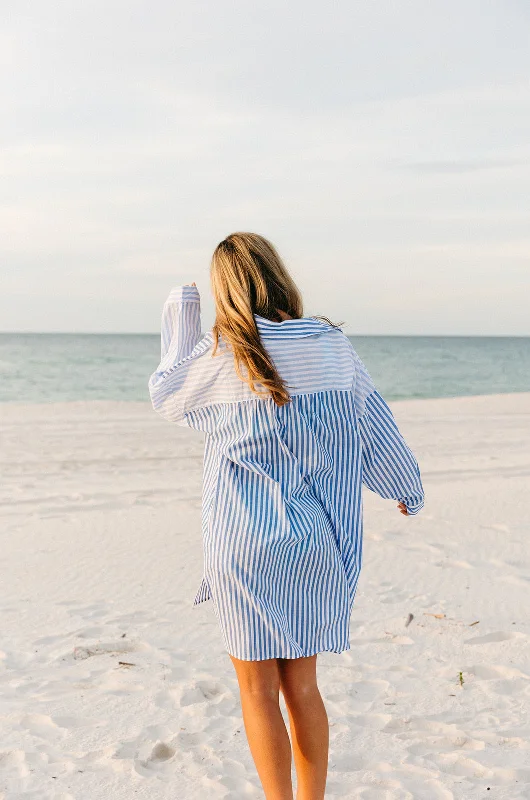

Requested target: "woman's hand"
[{"left": 397, "top": 502, "right": 408, "bottom": 516}]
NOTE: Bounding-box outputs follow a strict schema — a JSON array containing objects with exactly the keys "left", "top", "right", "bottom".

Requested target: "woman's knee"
[
  {"left": 230, "top": 656, "right": 281, "bottom": 702},
  {"left": 278, "top": 658, "right": 319, "bottom": 707},
  {"left": 280, "top": 677, "right": 320, "bottom": 708}
]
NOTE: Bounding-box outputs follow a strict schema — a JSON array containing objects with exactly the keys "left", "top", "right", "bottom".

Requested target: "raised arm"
[
  {"left": 148, "top": 284, "right": 206, "bottom": 425},
  {"left": 353, "top": 352, "right": 424, "bottom": 516}
]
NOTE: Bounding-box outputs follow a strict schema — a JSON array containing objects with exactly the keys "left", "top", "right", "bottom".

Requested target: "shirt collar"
[{"left": 254, "top": 314, "right": 333, "bottom": 340}]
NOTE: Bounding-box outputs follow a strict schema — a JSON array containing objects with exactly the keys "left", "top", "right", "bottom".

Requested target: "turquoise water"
[{"left": 1, "top": 333, "right": 529, "bottom": 403}]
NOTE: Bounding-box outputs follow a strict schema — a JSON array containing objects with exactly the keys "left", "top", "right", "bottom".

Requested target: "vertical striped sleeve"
[
  {"left": 353, "top": 355, "right": 424, "bottom": 516},
  {"left": 148, "top": 285, "right": 203, "bottom": 425}
]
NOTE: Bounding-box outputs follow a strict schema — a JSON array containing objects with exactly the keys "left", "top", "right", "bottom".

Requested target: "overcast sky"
[{"left": 1, "top": 0, "right": 529, "bottom": 334}]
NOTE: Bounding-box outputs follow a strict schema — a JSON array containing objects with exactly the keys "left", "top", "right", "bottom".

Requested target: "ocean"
[{"left": 1, "top": 333, "right": 529, "bottom": 403}]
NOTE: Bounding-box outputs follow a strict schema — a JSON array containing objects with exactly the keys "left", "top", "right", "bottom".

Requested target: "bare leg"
[
  {"left": 230, "top": 655, "right": 293, "bottom": 800},
  {"left": 278, "top": 655, "right": 329, "bottom": 800}
]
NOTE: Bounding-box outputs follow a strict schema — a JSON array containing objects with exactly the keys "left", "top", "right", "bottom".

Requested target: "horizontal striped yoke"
[{"left": 149, "top": 285, "right": 424, "bottom": 661}]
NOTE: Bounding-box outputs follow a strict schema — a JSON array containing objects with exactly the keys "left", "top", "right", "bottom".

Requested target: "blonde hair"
[{"left": 211, "top": 232, "right": 303, "bottom": 406}]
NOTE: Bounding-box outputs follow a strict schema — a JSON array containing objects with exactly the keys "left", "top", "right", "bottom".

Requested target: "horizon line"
[{"left": 1, "top": 331, "right": 529, "bottom": 338}]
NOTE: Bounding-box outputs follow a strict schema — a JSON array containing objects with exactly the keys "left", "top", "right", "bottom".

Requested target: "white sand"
[{"left": 1, "top": 393, "right": 529, "bottom": 800}]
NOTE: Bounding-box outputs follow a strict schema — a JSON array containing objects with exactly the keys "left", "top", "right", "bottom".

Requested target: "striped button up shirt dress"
[{"left": 149, "top": 285, "right": 424, "bottom": 661}]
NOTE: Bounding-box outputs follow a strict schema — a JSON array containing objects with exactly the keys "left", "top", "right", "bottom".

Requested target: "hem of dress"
[
  {"left": 224, "top": 641, "right": 351, "bottom": 662},
  {"left": 193, "top": 575, "right": 212, "bottom": 606},
  {"left": 193, "top": 596, "right": 212, "bottom": 606}
]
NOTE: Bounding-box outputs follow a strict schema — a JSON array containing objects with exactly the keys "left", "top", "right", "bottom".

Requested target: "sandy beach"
[{"left": 1, "top": 393, "right": 529, "bottom": 800}]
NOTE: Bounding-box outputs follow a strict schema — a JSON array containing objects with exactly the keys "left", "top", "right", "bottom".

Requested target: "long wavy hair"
[{"left": 210, "top": 232, "right": 304, "bottom": 406}]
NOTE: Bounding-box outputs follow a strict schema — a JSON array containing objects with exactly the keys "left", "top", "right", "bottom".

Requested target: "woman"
[{"left": 149, "top": 232, "right": 424, "bottom": 799}]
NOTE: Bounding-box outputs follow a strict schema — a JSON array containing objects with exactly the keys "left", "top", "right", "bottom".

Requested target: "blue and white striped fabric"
[{"left": 149, "top": 285, "right": 424, "bottom": 661}]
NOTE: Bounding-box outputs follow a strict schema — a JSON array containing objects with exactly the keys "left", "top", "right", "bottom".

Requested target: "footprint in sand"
[
  {"left": 18, "top": 713, "right": 65, "bottom": 741},
  {"left": 133, "top": 741, "right": 177, "bottom": 777},
  {"left": 67, "top": 603, "right": 109, "bottom": 620},
  {"left": 219, "top": 759, "right": 261, "bottom": 797},
  {"left": 431, "top": 752, "right": 491, "bottom": 778},
  {"left": 0, "top": 749, "right": 29, "bottom": 781},
  {"left": 180, "top": 680, "right": 227, "bottom": 706},
  {"left": 154, "top": 686, "right": 182, "bottom": 709},
  {"left": 407, "top": 733, "right": 485, "bottom": 756},
  {"left": 488, "top": 678, "right": 530, "bottom": 696},
  {"left": 146, "top": 741, "right": 175, "bottom": 763},
  {"left": 348, "top": 712, "right": 392, "bottom": 730},
  {"left": 350, "top": 678, "right": 390, "bottom": 701},
  {"left": 378, "top": 588, "right": 411, "bottom": 604},
  {"left": 72, "top": 639, "right": 145, "bottom": 660},
  {"left": 464, "top": 664, "right": 529, "bottom": 681}
]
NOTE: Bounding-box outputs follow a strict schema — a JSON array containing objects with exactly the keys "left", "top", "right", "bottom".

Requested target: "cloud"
[{"left": 1, "top": 1, "right": 530, "bottom": 333}]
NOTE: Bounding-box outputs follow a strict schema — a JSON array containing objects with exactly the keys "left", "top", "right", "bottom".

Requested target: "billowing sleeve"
[
  {"left": 148, "top": 285, "right": 206, "bottom": 426},
  {"left": 352, "top": 351, "right": 425, "bottom": 515}
]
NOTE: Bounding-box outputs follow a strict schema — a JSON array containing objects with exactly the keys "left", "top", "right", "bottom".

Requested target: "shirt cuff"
[
  {"left": 404, "top": 497, "right": 424, "bottom": 516},
  {"left": 167, "top": 285, "right": 201, "bottom": 304}
]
